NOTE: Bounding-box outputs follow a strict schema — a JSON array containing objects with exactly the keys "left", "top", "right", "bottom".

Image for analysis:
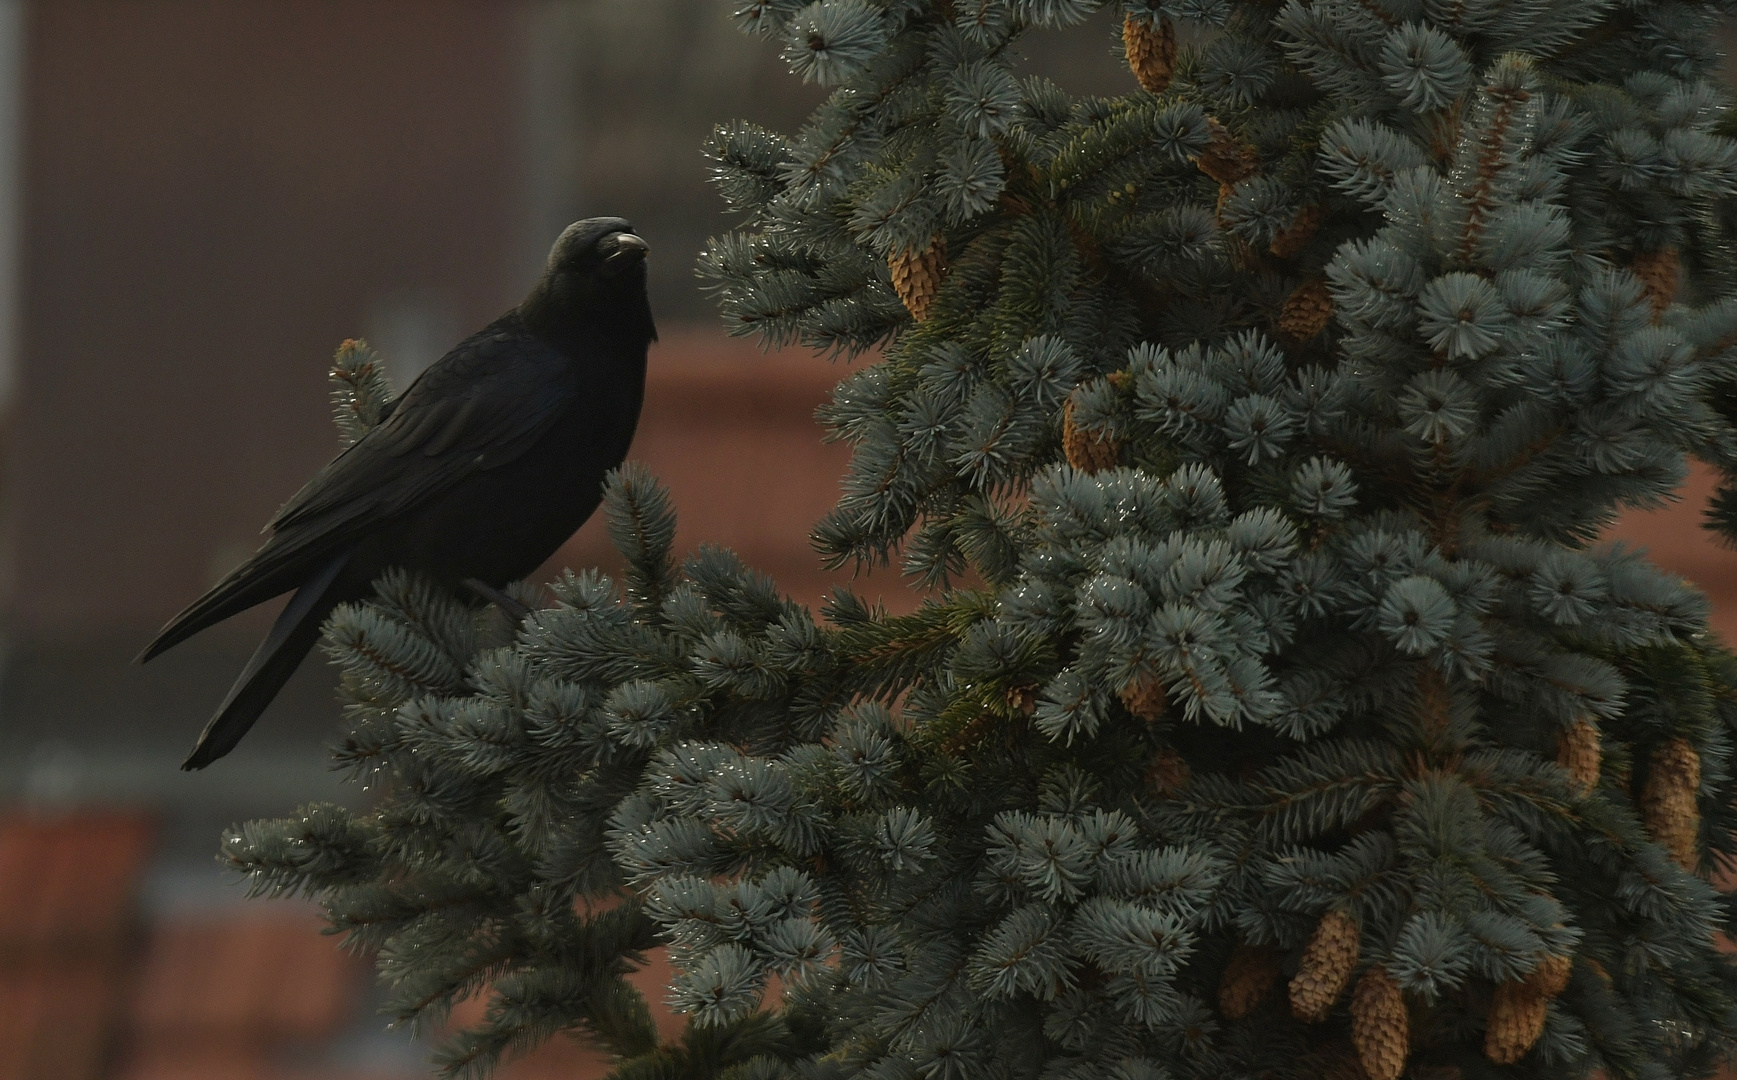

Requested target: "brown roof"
[
  {"left": 0, "top": 810, "right": 156, "bottom": 956},
  {"left": 0, "top": 809, "right": 154, "bottom": 1080},
  {"left": 125, "top": 912, "right": 362, "bottom": 1048},
  {"left": 0, "top": 961, "right": 125, "bottom": 1080}
]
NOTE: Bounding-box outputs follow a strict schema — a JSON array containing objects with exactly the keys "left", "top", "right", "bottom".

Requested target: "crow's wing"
[
  {"left": 269, "top": 319, "right": 576, "bottom": 534},
  {"left": 138, "top": 317, "right": 578, "bottom": 661}
]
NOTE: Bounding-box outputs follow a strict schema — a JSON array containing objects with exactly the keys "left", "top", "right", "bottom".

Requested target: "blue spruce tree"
[{"left": 226, "top": 4, "right": 1737, "bottom": 1080}]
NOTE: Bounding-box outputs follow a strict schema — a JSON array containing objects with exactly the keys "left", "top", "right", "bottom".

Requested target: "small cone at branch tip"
[
  {"left": 1270, "top": 204, "right": 1324, "bottom": 259},
  {"left": 1291, "top": 910, "right": 1360, "bottom": 1022},
  {"left": 1483, "top": 980, "right": 1548, "bottom": 1065},
  {"left": 1556, "top": 719, "right": 1600, "bottom": 794},
  {"left": 1145, "top": 746, "right": 1191, "bottom": 798},
  {"left": 1195, "top": 119, "right": 1259, "bottom": 185},
  {"left": 1219, "top": 944, "right": 1283, "bottom": 1019},
  {"left": 1122, "top": 13, "right": 1177, "bottom": 94},
  {"left": 1642, "top": 736, "right": 1701, "bottom": 869},
  {"left": 1632, "top": 247, "right": 1680, "bottom": 322},
  {"left": 1351, "top": 968, "right": 1409, "bottom": 1080},
  {"left": 1119, "top": 672, "right": 1168, "bottom": 723},
  {"left": 1280, "top": 278, "right": 1334, "bottom": 343},
  {"left": 890, "top": 235, "right": 946, "bottom": 322},
  {"left": 1063, "top": 398, "right": 1122, "bottom": 473}
]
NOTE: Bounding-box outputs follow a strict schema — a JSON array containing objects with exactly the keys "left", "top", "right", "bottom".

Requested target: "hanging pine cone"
[
  {"left": 1270, "top": 204, "right": 1324, "bottom": 260},
  {"left": 1063, "top": 398, "right": 1121, "bottom": 473},
  {"left": 1483, "top": 980, "right": 1548, "bottom": 1065},
  {"left": 1195, "top": 118, "right": 1260, "bottom": 186},
  {"left": 1642, "top": 736, "right": 1701, "bottom": 869},
  {"left": 889, "top": 235, "right": 946, "bottom": 322},
  {"left": 1145, "top": 746, "right": 1192, "bottom": 798},
  {"left": 1526, "top": 953, "right": 1573, "bottom": 999},
  {"left": 1291, "top": 910, "right": 1360, "bottom": 1022},
  {"left": 1556, "top": 719, "right": 1600, "bottom": 794},
  {"left": 1220, "top": 944, "right": 1283, "bottom": 1019},
  {"left": 1215, "top": 182, "right": 1235, "bottom": 227},
  {"left": 1305, "top": 1040, "right": 1370, "bottom": 1080},
  {"left": 1122, "top": 13, "right": 1177, "bottom": 94},
  {"left": 1631, "top": 247, "right": 1680, "bottom": 322},
  {"left": 1280, "top": 278, "right": 1334, "bottom": 343},
  {"left": 1351, "top": 968, "right": 1409, "bottom": 1080},
  {"left": 1119, "top": 672, "right": 1168, "bottom": 722}
]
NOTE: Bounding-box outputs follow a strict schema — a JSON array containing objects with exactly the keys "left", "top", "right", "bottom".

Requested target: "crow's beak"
[{"left": 606, "top": 232, "right": 649, "bottom": 266}]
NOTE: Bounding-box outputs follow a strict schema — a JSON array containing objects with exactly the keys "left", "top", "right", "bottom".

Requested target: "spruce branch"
[{"left": 329, "top": 337, "right": 394, "bottom": 446}]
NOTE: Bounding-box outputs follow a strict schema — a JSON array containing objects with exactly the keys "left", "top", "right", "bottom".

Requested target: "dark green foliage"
[{"left": 226, "top": 3, "right": 1737, "bottom": 1080}]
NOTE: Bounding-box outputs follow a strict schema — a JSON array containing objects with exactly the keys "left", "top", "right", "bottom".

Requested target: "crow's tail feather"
[
  {"left": 181, "top": 553, "right": 350, "bottom": 770},
  {"left": 137, "top": 519, "right": 363, "bottom": 665}
]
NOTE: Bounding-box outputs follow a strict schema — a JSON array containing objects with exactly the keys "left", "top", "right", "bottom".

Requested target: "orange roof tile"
[
  {"left": 110, "top": 1047, "right": 271, "bottom": 1080},
  {"left": 0, "top": 808, "right": 154, "bottom": 1080},
  {"left": 126, "top": 910, "right": 363, "bottom": 1047},
  {"left": 0, "top": 809, "right": 155, "bottom": 955},
  {"left": 0, "top": 961, "right": 124, "bottom": 1080}
]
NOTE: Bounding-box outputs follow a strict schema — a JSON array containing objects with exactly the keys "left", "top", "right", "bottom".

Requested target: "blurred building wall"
[{"left": 7, "top": 2, "right": 524, "bottom": 639}]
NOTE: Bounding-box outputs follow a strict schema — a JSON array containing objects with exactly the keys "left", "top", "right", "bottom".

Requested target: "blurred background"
[{"left": 0, "top": 3, "right": 1733, "bottom": 1079}]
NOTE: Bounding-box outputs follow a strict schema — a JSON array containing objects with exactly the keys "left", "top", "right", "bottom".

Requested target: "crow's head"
[
  {"left": 547, "top": 216, "right": 650, "bottom": 280},
  {"left": 523, "top": 216, "right": 655, "bottom": 344}
]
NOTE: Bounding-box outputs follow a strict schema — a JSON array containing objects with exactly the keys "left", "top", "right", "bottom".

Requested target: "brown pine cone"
[
  {"left": 1484, "top": 980, "right": 1548, "bottom": 1065},
  {"left": 1119, "top": 672, "right": 1168, "bottom": 723},
  {"left": 1632, "top": 248, "right": 1680, "bottom": 322},
  {"left": 1196, "top": 118, "right": 1259, "bottom": 186},
  {"left": 1220, "top": 944, "right": 1283, "bottom": 1019},
  {"left": 1643, "top": 736, "right": 1701, "bottom": 870},
  {"left": 1291, "top": 910, "right": 1360, "bottom": 1022},
  {"left": 889, "top": 235, "right": 946, "bottom": 322},
  {"left": 1122, "top": 13, "right": 1177, "bottom": 94},
  {"left": 1280, "top": 278, "right": 1334, "bottom": 344},
  {"left": 1270, "top": 204, "right": 1324, "bottom": 260},
  {"left": 1145, "top": 746, "right": 1192, "bottom": 799},
  {"left": 1304, "top": 1040, "right": 1370, "bottom": 1080},
  {"left": 1525, "top": 953, "right": 1573, "bottom": 999},
  {"left": 1062, "top": 398, "right": 1121, "bottom": 473},
  {"left": 1351, "top": 968, "right": 1409, "bottom": 1080},
  {"left": 1556, "top": 719, "right": 1600, "bottom": 795}
]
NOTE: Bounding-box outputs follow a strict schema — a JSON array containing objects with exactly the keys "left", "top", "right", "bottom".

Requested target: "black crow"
[{"left": 140, "top": 217, "right": 655, "bottom": 769}]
